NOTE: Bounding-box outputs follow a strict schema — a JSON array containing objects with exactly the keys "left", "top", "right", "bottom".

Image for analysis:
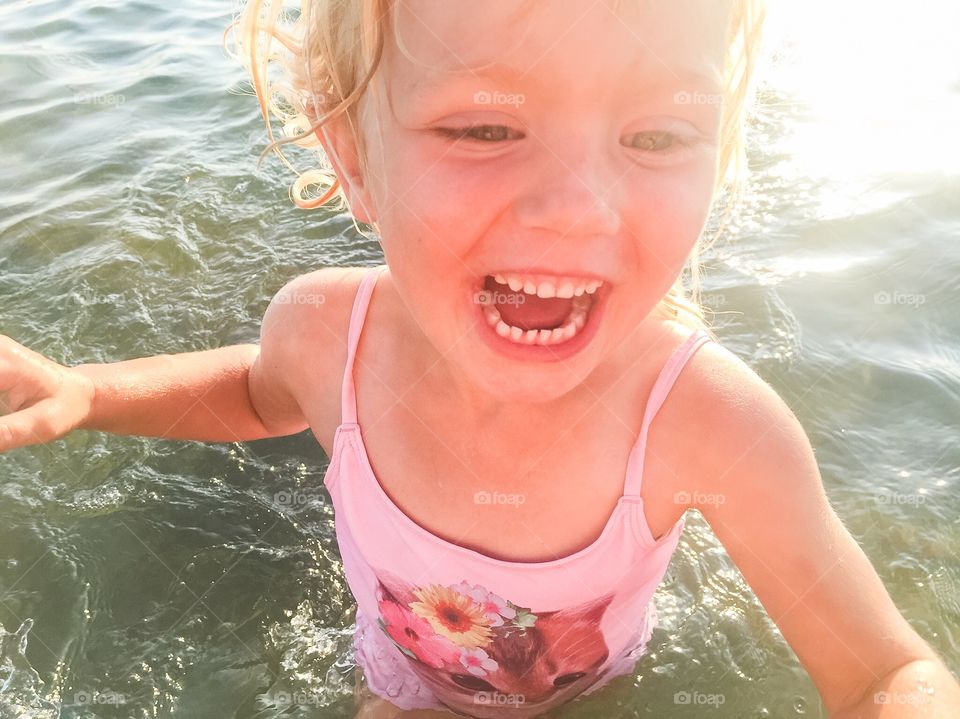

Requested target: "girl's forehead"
[{"left": 384, "top": 0, "right": 728, "bottom": 93}]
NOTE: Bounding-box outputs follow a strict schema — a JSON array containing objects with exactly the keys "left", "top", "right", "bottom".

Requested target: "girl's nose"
[{"left": 512, "top": 137, "right": 622, "bottom": 238}]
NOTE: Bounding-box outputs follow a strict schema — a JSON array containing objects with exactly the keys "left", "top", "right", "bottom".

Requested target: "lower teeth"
[{"left": 483, "top": 294, "right": 592, "bottom": 346}]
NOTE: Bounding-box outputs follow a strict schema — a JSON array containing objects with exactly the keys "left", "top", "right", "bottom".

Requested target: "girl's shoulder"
[
  {"left": 658, "top": 320, "right": 760, "bottom": 404},
  {"left": 657, "top": 322, "right": 800, "bottom": 498},
  {"left": 260, "top": 266, "right": 372, "bottom": 451}
]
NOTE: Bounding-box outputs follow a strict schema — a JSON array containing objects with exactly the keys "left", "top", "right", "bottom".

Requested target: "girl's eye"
[
  {"left": 623, "top": 131, "right": 686, "bottom": 152},
  {"left": 434, "top": 124, "right": 694, "bottom": 155},
  {"left": 435, "top": 125, "right": 523, "bottom": 143}
]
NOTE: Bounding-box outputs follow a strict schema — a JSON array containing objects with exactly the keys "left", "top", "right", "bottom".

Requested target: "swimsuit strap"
[
  {"left": 340, "top": 265, "right": 388, "bottom": 425},
  {"left": 622, "top": 329, "right": 714, "bottom": 497}
]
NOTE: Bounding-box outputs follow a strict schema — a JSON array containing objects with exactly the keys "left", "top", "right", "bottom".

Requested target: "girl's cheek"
[
  {"left": 634, "top": 169, "right": 715, "bottom": 261},
  {"left": 393, "top": 160, "right": 500, "bottom": 256}
]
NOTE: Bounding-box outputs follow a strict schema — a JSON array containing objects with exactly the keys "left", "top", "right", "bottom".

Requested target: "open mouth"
[{"left": 475, "top": 272, "right": 605, "bottom": 347}]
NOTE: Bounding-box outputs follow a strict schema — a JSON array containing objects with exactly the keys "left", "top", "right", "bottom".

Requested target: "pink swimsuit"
[{"left": 322, "top": 265, "right": 713, "bottom": 717}]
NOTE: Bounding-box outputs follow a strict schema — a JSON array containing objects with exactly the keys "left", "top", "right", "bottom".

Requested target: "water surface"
[{"left": 1, "top": 0, "right": 959, "bottom": 717}]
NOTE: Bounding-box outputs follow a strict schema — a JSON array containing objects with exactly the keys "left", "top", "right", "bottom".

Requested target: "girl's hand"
[{"left": 0, "top": 334, "right": 96, "bottom": 452}]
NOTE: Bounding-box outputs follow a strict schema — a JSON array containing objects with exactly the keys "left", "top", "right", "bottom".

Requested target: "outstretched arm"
[
  {"left": 74, "top": 343, "right": 288, "bottom": 442},
  {"left": 0, "top": 277, "right": 314, "bottom": 450},
  {"left": 683, "top": 343, "right": 960, "bottom": 717}
]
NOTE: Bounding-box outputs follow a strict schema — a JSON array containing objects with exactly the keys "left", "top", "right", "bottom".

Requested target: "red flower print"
[{"left": 378, "top": 597, "right": 460, "bottom": 668}]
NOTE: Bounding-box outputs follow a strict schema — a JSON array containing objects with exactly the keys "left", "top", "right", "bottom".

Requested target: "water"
[{"left": 1, "top": 0, "right": 958, "bottom": 716}]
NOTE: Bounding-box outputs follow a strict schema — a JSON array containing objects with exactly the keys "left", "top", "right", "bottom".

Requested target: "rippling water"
[{"left": 1, "top": 0, "right": 958, "bottom": 717}]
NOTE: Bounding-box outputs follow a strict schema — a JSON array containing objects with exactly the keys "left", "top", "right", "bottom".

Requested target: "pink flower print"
[
  {"left": 378, "top": 598, "right": 460, "bottom": 668},
  {"left": 450, "top": 581, "right": 517, "bottom": 627},
  {"left": 458, "top": 646, "right": 499, "bottom": 677}
]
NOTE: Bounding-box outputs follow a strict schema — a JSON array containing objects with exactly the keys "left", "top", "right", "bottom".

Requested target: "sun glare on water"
[{"left": 760, "top": 0, "right": 960, "bottom": 216}]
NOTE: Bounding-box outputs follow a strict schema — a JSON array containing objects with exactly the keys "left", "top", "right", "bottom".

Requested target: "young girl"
[{"left": 2, "top": 0, "right": 959, "bottom": 717}]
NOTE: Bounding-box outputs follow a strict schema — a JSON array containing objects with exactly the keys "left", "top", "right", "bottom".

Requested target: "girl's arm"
[
  {"left": 73, "top": 343, "right": 302, "bottom": 442},
  {"left": 0, "top": 280, "right": 313, "bottom": 450},
  {"left": 680, "top": 343, "right": 960, "bottom": 718}
]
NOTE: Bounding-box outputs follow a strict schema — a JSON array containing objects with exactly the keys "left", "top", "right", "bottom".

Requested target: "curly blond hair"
[{"left": 227, "top": 0, "right": 767, "bottom": 337}]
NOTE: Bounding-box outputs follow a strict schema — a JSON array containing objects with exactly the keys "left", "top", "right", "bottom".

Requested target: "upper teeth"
[{"left": 492, "top": 273, "right": 603, "bottom": 299}]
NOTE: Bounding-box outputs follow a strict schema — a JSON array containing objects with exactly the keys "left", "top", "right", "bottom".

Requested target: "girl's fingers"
[
  {"left": 0, "top": 335, "right": 41, "bottom": 364},
  {"left": 0, "top": 366, "right": 35, "bottom": 406},
  {"left": 0, "top": 338, "right": 92, "bottom": 452},
  {"left": 0, "top": 335, "right": 60, "bottom": 376},
  {"left": 0, "top": 362, "right": 42, "bottom": 414},
  {"left": 0, "top": 399, "right": 63, "bottom": 453},
  {"left": 0, "top": 358, "right": 27, "bottom": 392},
  {"left": 0, "top": 339, "right": 66, "bottom": 409}
]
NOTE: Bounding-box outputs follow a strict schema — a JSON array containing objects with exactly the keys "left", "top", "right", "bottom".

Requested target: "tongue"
[{"left": 485, "top": 276, "right": 573, "bottom": 331}]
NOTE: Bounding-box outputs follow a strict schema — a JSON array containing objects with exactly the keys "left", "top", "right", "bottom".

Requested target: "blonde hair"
[{"left": 227, "top": 0, "right": 767, "bottom": 338}]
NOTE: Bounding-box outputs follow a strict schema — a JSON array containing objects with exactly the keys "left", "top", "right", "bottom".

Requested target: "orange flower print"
[
  {"left": 376, "top": 578, "right": 540, "bottom": 676},
  {"left": 409, "top": 584, "right": 494, "bottom": 648}
]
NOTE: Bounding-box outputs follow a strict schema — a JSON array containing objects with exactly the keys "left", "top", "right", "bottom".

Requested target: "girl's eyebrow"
[
  {"left": 409, "top": 60, "right": 527, "bottom": 93},
  {"left": 410, "top": 59, "right": 722, "bottom": 98}
]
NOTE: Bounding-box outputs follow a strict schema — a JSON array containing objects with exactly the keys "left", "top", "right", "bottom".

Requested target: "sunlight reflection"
[{"left": 760, "top": 0, "right": 960, "bottom": 208}]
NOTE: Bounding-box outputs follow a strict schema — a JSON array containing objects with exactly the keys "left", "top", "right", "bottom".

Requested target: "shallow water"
[{"left": 1, "top": 0, "right": 958, "bottom": 717}]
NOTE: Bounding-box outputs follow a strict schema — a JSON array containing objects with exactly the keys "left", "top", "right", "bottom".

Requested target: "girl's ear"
[{"left": 314, "top": 114, "right": 378, "bottom": 225}]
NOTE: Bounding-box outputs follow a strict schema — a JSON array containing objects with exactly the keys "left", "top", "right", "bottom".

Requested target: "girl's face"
[{"left": 339, "top": 0, "right": 729, "bottom": 403}]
